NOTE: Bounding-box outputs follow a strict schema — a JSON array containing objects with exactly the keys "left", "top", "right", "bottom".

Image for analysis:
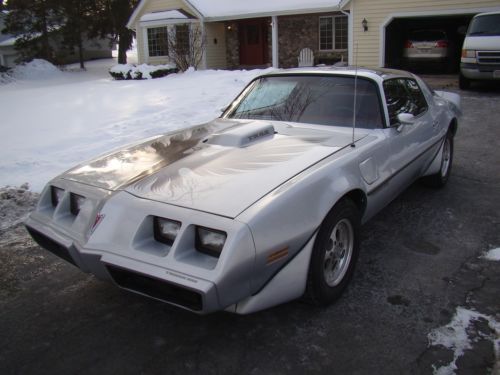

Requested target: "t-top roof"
[{"left": 187, "top": 0, "right": 341, "bottom": 20}]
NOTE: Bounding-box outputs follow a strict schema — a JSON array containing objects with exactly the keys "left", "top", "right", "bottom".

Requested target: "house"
[
  {"left": 127, "top": 0, "right": 500, "bottom": 71},
  {"left": 126, "top": 0, "right": 348, "bottom": 69},
  {"left": 0, "top": 12, "right": 17, "bottom": 67},
  {"left": 0, "top": 11, "right": 113, "bottom": 68}
]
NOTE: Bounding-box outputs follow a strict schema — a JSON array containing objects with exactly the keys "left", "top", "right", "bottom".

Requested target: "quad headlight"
[
  {"left": 154, "top": 217, "right": 181, "bottom": 246},
  {"left": 51, "top": 186, "right": 65, "bottom": 207},
  {"left": 195, "top": 226, "right": 227, "bottom": 258},
  {"left": 70, "top": 193, "right": 86, "bottom": 216}
]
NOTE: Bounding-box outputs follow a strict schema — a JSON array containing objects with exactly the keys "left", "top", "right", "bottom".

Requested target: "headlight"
[
  {"left": 154, "top": 217, "right": 181, "bottom": 246},
  {"left": 51, "top": 186, "right": 64, "bottom": 207},
  {"left": 195, "top": 226, "right": 227, "bottom": 257},
  {"left": 461, "top": 49, "right": 476, "bottom": 58},
  {"left": 70, "top": 193, "right": 86, "bottom": 215}
]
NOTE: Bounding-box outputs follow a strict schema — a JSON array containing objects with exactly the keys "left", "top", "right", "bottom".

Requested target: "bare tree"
[{"left": 167, "top": 23, "right": 205, "bottom": 71}]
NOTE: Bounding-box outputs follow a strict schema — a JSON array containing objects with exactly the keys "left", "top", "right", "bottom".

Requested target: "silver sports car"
[{"left": 25, "top": 67, "right": 461, "bottom": 314}]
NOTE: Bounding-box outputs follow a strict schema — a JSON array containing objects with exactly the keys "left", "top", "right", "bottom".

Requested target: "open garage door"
[{"left": 385, "top": 15, "right": 474, "bottom": 73}]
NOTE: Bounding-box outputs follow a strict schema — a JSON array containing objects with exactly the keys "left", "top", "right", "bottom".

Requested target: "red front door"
[{"left": 239, "top": 19, "right": 268, "bottom": 66}]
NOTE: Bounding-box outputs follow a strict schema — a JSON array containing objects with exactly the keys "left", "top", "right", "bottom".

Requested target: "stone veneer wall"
[
  {"left": 225, "top": 21, "right": 240, "bottom": 68},
  {"left": 278, "top": 13, "right": 347, "bottom": 68}
]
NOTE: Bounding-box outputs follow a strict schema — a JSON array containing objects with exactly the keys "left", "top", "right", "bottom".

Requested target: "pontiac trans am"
[{"left": 25, "top": 68, "right": 461, "bottom": 314}]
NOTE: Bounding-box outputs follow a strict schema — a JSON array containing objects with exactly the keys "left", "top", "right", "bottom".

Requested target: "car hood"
[{"left": 63, "top": 119, "right": 363, "bottom": 218}]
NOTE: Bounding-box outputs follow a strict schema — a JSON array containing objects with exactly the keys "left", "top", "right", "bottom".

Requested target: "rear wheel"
[
  {"left": 305, "top": 198, "right": 360, "bottom": 306},
  {"left": 423, "top": 130, "right": 453, "bottom": 188},
  {"left": 459, "top": 73, "right": 471, "bottom": 90}
]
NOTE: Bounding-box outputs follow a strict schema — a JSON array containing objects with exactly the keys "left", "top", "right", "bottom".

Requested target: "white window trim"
[
  {"left": 140, "top": 18, "right": 197, "bottom": 28},
  {"left": 319, "top": 15, "right": 348, "bottom": 52},
  {"left": 146, "top": 25, "right": 170, "bottom": 58}
]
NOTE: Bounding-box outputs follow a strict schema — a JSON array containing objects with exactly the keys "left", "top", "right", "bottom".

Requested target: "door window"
[{"left": 383, "top": 78, "right": 428, "bottom": 126}]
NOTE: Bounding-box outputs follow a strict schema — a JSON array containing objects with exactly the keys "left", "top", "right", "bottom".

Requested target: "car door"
[{"left": 382, "top": 78, "right": 442, "bottom": 193}]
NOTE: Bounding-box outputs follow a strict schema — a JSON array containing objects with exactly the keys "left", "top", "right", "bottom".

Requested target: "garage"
[
  {"left": 384, "top": 14, "right": 474, "bottom": 73},
  {"left": 339, "top": 0, "right": 500, "bottom": 71}
]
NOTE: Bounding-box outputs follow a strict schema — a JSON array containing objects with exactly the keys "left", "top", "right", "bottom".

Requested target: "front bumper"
[
  {"left": 25, "top": 217, "right": 218, "bottom": 312},
  {"left": 461, "top": 63, "right": 500, "bottom": 80},
  {"left": 25, "top": 183, "right": 257, "bottom": 314}
]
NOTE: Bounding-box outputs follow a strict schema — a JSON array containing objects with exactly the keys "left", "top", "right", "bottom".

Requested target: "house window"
[
  {"left": 147, "top": 27, "right": 168, "bottom": 57},
  {"left": 319, "top": 16, "right": 348, "bottom": 50}
]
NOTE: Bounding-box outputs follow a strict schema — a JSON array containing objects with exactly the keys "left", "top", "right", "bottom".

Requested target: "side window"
[
  {"left": 383, "top": 78, "right": 428, "bottom": 126},
  {"left": 403, "top": 79, "right": 428, "bottom": 116}
]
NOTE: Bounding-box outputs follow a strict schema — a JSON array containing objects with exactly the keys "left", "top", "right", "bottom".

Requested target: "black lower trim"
[
  {"left": 106, "top": 265, "right": 203, "bottom": 311},
  {"left": 25, "top": 226, "right": 77, "bottom": 266}
]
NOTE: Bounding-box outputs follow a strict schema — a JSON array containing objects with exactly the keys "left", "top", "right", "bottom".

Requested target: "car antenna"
[{"left": 351, "top": 43, "right": 359, "bottom": 148}]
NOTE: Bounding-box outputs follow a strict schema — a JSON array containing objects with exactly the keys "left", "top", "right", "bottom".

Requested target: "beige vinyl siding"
[
  {"left": 204, "top": 22, "right": 227, "bottom": 69},
  {"left": 134, "top": 0, "right": 195, "bottom": 64},
  {"left": 351, "top": 0, "right": 500, "bottom": 67}
]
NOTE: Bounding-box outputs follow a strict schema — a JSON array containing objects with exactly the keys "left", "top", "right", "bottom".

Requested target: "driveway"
[{"left": 0, "top": 77, "right": 499, "bottom": 375}]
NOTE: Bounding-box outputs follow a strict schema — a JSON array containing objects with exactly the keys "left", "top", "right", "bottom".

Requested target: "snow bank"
[
  {"left": 0, "top": 184, "right": 39, "bottom": 231},
  {"left": 11, "top": 59, "right": 62, "bottom": 80},
  {"left": 428, "top": 307, "right": 500, "bottom": 375},
  {"left": 0, "top": 59, "right": 271, "bottom": 191},
  {"left": 482, "top": 247, "right": 500, "bottom": 261}
]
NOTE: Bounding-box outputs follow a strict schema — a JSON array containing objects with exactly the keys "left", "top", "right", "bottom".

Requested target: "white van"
[{"left": 460, "top": 11, "right": 500, "bottom": 89}]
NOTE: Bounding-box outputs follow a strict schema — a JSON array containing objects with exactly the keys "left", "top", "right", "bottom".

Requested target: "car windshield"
[
  {"left": 410, "top": 30, "right": 446, "bottom": 41},
  {"left": 468, "top": 14, "right": 500, "bottom": 36},
  {"left": 225, "top": 75, "right": 383, "bottom": 129}
]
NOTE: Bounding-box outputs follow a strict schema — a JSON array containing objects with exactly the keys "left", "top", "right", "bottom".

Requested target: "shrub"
[{"left": 109, "top": 63, "right": 178, "bottom": 80}]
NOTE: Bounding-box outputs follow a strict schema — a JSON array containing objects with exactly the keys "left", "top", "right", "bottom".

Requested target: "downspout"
[
  {"left": 340, "top": 9, "right": 353, "bottom": 65},
  {"left": 272, "top": 16, "right": 279, "bottom": 68}
]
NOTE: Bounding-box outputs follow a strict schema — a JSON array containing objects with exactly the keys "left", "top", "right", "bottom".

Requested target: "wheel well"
[
  {"left": 342, "top": 189, "right": 367, "bottom": 216},
  {"left": 449, "top": 118, "right": 458, "bottom": 136}
]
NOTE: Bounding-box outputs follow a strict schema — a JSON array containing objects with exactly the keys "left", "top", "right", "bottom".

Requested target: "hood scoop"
[{"left": 207, "top": 122, "right": 275, "bottom": 148}]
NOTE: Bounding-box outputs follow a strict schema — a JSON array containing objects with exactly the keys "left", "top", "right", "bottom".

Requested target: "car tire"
[
  {"left": 305, "top": 198, "right": 360, "bottom": 306},
  {"left": 423, "top": 130, "right": 454, "bottom": 188},
  {"left": 459, "top": 73, "right": 471, "bottom": 90}
]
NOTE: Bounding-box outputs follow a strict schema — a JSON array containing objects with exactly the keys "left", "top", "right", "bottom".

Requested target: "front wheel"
[{"left": 305, "top": 198, "right": 360, "bottom": 306}]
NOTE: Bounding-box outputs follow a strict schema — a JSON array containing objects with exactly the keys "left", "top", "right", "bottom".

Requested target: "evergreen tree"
[
  {"left": 93, "top": 0, "right": 139, "bottom": 64},
  {"left": 3, "top": 0, "right": 62, "bottom": 63},
  {"left": 58, "top": 0, "right": 98, "bottom": 69}
]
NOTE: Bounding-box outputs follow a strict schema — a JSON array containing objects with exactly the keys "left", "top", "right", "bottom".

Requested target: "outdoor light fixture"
[
  {"left": 227, "top": 25, "right": 232, "bottom": 31},
  {"left": 362, "top": 18, "right": 368, "bottom": 32}
]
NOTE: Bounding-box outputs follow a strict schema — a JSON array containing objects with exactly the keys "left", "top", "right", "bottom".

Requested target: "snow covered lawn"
[{"left": 0, "top": 58, "right": 270, "bottom": 191}]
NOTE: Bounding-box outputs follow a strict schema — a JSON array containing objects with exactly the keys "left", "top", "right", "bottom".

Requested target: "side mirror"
[{"left": 396, "top": 113, "right": 415, "bottom": 132}]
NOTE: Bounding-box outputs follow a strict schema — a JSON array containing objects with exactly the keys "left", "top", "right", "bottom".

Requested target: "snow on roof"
[
  {"left": 0, "top": 36, "right": 16, "bottom": 47},
  {"left": 140, "top": 10, "right": 191, "bottom": 22},
  {"left": 188, "top": 0, "right": 341, "bottom": 19}
]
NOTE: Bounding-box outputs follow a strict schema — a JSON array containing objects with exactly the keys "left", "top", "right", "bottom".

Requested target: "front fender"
[{"left": 236, "top": 146, "right": 367, "bottom": 294}]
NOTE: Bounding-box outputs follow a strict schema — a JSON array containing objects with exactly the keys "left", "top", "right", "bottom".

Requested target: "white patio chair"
[{"left": 298, "top": 48, "right": 314, "bottom": 67}]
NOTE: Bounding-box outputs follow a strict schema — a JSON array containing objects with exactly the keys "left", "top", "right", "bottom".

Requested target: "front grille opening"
[
  {"left": 25, "top": 226, "right": 77, "bottom": 266},
  {"left": 106, "top": 265, "right": 203, "bottom": 311}
]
